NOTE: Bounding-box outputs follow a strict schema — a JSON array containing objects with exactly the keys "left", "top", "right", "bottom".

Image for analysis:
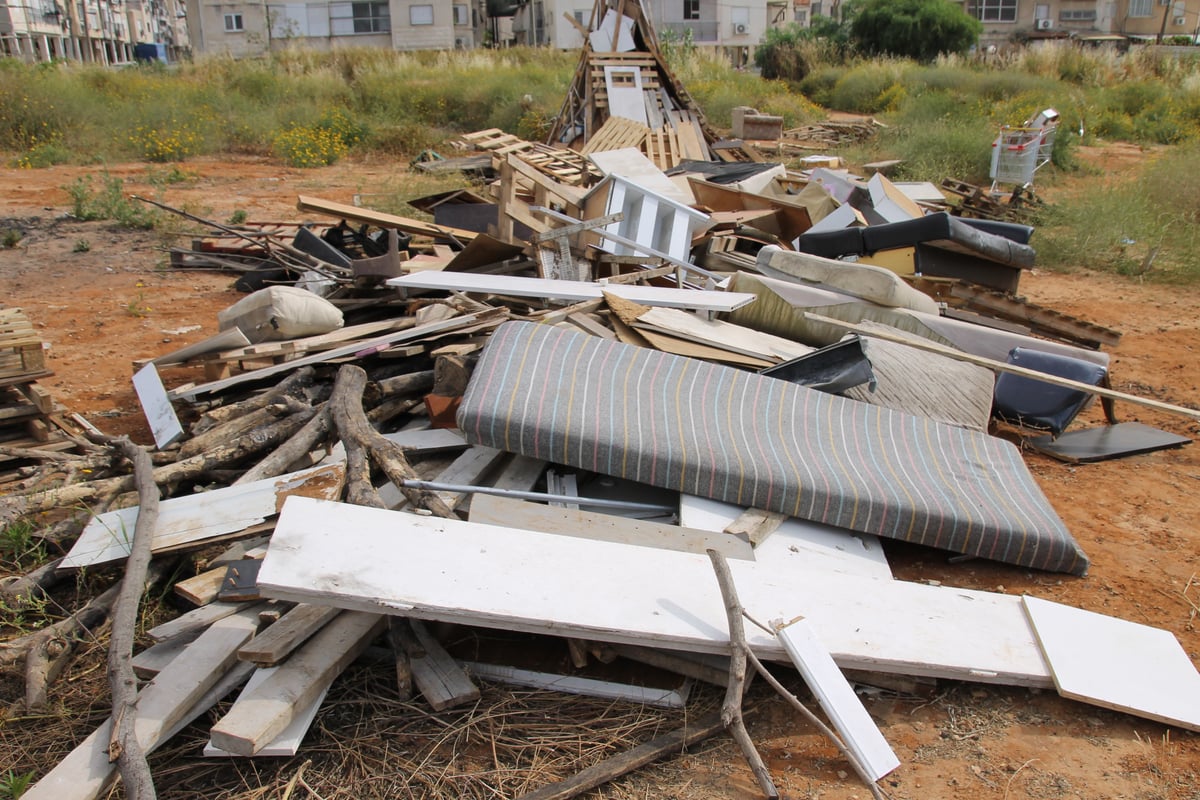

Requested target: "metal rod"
[{"left": 398, "top": 480, "right": 675, "bottom": 513}]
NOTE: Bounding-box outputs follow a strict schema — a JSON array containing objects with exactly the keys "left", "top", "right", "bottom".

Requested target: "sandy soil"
[{"left": 0, "top": 150, "right": 1197, "bottom": 799}]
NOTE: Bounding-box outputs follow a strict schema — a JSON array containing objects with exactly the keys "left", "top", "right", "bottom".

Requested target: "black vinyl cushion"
[
  {"left": 793, "top": 226, "right": 866, "bottom": 258},
  {"left": 992, "top": 347, "right": 1108, "bottom": 436}
]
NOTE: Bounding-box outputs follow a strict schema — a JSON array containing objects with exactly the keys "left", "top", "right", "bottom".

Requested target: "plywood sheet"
[
  {"left": 258, "top": 497, "right": 1052, "bottom": 686},
  {"left": 1022, "top": 596, "right": 1200, "bottom": 732}
]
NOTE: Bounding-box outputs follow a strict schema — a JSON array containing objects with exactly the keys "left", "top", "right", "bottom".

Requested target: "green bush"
[{"left": 829, "top": 64, "right": 905, "bottom": 113}]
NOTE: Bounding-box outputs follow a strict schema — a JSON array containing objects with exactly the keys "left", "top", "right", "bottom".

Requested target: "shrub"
[
  {"left": 829, "top": 64, "right": 905, "bottom": 113},
  {"left": 849, "top": 0, "right": 981, "bottom": 61},
  {"left": 272, "top": 124, "right": 348, "bottom": 167}
]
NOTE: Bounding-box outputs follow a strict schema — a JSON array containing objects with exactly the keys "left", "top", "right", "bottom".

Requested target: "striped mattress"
[{"left": 458, "top": 321, "right": 1088, "bottom": 575}]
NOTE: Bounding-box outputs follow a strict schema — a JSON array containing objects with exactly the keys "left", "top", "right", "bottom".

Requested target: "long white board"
[
  {"left": 386, "top": 272, "right": 756, "bottom": 314},
  {"left": 258, "top": 497, "right": 1051, "bottom": 686}
]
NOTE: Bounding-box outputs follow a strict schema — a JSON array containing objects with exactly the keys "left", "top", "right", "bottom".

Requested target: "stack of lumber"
[
  {"left": 781, "top": 119, "right": 885, "bottom": 149},
  {"left": 0, "top": 308, "right": 82, "bottom": 470}
]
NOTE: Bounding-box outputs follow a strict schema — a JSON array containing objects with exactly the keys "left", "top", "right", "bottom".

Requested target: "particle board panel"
[
  {"left": 774, "top": 617, "right": 901, "bottom": 780},
  {"left": 678, "top": 495, "right": 892, "bottom": 580},
  {"left": 1022, "top": 596, "right": 1200, "bottom": 732},
  {"left": 62, "top": 462, "right": 346, "bottom": 569},
  {"left": 387, "top": 272, "right": 754, "bottom": 314},
  {"left": 258, "top": 497, "right": 1053, "bottom": 686}
]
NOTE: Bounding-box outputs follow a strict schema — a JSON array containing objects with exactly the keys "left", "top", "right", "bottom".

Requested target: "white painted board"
[
  {"left": 386, "top": 272, "right": 755, "bottom": 313},
  {"left": 679, "top": 495, "right": 892, "bottom": 579},
  {"left": 203, "top": 665, "right": 328, "bottom": 757},
  {"left": 603, "top": 66, "right": 648, "bottom": 124},
  {"left": 62, "top": 462, "right": 345, "bottom": 569},
  {"left": 133, "top": 362, "right": 184, "bottom": 449},
  {"left": 257, "top": 497, "right": 1052, "bottom": 686},
  {"left": 1022, "top": 596, "right": 1200, "bottom": 732},
  {"left": 774, "top": 617, "right": 900, "bottom": 780},
  {"left": 588, "top": 8, "right": 635, "bottom": 52},
  {"left": 462, "top": 661, "right": 686, "bottom": 709}
]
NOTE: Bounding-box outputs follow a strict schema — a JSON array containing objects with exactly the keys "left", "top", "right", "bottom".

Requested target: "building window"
[
  {"left": 971, "top": 0, "right": 1018, "bottom": 22},
  {"left": 1128, "top": 0, "right": 1151, "bottom": 15},
  {"left": 330, "top": 2, "right": 389, "bottom": 33},
  {"left": 683, "top": 0, "right": 700, "bottom": 20},
  {"left": 794, "top": 7, "right": 807, "bottom": 22},
  {"left": 1059, "top": 8, "right": 1096, "bottom": 19},
  {"left": 410, "top": 4, "right": 433, "bottom": 24},
  {"left": 453, "top": 3, "right": 468, "bottom": 24},
  {"left": 223, "top": 12, "right": 243, "bottom": 31}
]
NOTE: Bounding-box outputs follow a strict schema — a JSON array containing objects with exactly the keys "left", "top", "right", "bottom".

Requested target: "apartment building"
[
  {"left": 185, "top": 0, "right": 487, "bottom": 56},
  {"left": 1, "top": 0, "right": 189, "bottom": 62}
]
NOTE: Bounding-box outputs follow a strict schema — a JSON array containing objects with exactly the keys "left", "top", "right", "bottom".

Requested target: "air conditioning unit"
[
  {"left": 1035, "top": 18, "right": 1052, "bottom": 29},
  {"left": 734, "top": 22, "right": 748, "bottom": 33},
  {"left": 1174, "top": 15, "right": 1186, "bottom": 24}
]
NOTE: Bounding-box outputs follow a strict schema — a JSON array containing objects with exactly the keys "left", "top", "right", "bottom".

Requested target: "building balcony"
[{"left": 658, "top": 20, "right": 719, "bottom": 42}]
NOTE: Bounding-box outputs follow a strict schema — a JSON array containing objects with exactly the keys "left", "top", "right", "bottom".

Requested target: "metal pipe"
[{"left": 397, "top": 479, "right": 676, "bottom": 514}]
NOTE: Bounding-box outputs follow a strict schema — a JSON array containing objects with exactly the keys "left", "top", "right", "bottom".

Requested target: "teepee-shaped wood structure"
[{"left": 547, "top": 0, "right": 718, "bottom": 162}]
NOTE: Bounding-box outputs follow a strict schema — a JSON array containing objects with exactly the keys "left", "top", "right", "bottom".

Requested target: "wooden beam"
[
  {"left": 237, "top": 603, "right": 342, "bottom": 667},
  {"left": 209, "top": 611, "right": 386, "bottom": 756},
  {"left": 723, "top": 508, "right": 786, "bottom": 547},
  {"left": 805, "top": 312, "right": 1200, "bottom": 423},
  {"left": 392, "top": 618, "right": 480, "bottom": 711}
]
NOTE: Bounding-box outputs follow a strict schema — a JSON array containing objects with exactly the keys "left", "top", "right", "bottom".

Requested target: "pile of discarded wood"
[{"left": 4, "top": 2, "right": 1200, "bottom": 799}]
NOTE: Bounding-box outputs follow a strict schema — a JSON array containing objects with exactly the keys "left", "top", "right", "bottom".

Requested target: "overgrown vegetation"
[{"left": 64, "top": 173, "right": 160, "bottom": 228}]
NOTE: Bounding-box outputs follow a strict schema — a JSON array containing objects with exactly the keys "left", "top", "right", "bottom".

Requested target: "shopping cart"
[{"left": 989, "top": 108, "right": 1059, "bottom": 191}]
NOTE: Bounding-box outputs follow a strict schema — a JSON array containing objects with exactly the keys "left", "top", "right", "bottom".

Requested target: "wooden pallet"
[
  {"left": 581, "top": 116, "right": 650, "bottom": 155},
  {"left": 0, "top": 308, "right": 46, "bottom": 380},
  {"left": 940, "top": 178, "right": 1041, "bottom": 222},
  {"left": 642, "top": 126, "right": 681, "bottom": 170}
]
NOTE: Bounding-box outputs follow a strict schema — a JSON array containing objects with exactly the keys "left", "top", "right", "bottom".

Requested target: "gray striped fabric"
[{"left": 459, "top": 321, "right": 1088, "bottom": 575}]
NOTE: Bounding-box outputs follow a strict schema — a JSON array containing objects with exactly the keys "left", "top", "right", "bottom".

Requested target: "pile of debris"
[{"left": 3, "top": 2, "right": 1200, "bottom": 799}]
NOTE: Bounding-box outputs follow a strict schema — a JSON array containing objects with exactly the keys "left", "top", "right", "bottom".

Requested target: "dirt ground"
[{"left": 1, "top": 149, "right": 1197, "bottom": 799}]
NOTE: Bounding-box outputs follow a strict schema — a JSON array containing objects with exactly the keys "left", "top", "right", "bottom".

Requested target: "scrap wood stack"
[
  {"left": 4, "top": 3, "right": 1200, "bottom": 798},
  {"left": 0, "top": 307, "right": 87, "bottom": 478}
]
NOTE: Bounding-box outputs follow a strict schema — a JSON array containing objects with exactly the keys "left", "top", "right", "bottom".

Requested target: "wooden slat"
[
  {"left": 237, "top": 603, "right": 342, "bottom": 667},
  {"left": 209, "top": 610, "right": 386, "bottom": 756},
  {"left": 468, "top": 494, "right": 755, "bottom": 561}
]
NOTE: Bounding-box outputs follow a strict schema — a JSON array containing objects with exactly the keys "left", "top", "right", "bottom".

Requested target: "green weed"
[
  {"left": 63, "top": 174, "right": 159, "bottom": 229},
  {"left": 1, "top": 519, "right": 46, "bottom": 570},
  {"left": 72, "top": 238, "right": 90, "bottom": 252},
  {"left": 227, "top": 208, "right": 248, "bottom": 225},
  {"left": 0, "top": 768, "right": 35, "bottom": 798},
  {"left": 2, "top": 229, "right": 21, "bottom": 248}
]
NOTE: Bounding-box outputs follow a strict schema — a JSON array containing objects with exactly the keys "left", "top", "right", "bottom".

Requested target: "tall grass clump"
[
  {"left": 669, "top": 46, "right": 822, "bottom": 128},
  {"left": 1037, "top": 142, "right": 1200, "bottom": 281}
]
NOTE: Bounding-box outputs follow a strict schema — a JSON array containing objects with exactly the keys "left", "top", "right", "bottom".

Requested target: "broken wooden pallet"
[{"left": 0, "top": 308, "right": 46, "bottom": 380}]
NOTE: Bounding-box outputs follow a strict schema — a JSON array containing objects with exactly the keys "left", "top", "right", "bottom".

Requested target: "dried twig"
[
  {"left": 707, "top": 550, "right": 778, "bottom": 799},
  {"left": 104, "top": 436, "right": 162, "bottom": 800}
]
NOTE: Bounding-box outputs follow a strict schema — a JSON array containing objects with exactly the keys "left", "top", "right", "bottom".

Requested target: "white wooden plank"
[
  {"left": 462, "top": 661, "right": 687, "bottom": 709},
  {"left": 588, "top": 148, "right": 695, "bottom": 206},
  {"left": 428, "top": 445, "right": 506, "bottom": 511},
  {"left": 132, "top": 629, "right": 201, "bottom": 678},
  {"left": 62, "top": 462, "right": 346, "bottom": 570},
  {"left": 774, "top": 617, "right": 900, "bottom": 780},
  {"left": 386, "top": 272, "right": 755, "bottom": 314},
  {"left": 203, "top": 665, "right": 329, "bottom": 757},
  {"left": 132, "top": 363, "right": 184, "bottom": 449},
  {"left": 146, "top": 601, "right": 248, "bottom": 642},
  {"left": 678, "top": 495, "right": 892, "bottom": 580},
  {"left": 1022, "top": 596, "right": 1200, "bottom": 732},
  {"left": 24, "top": 610, "right": 260, "bottom": 800},
  {"left": 150, "top": 327, "right": 251, "bottom": 367},
  {"left": 209, "top": 610, "right": 386, "bottom": 756},
  {"left": 490, "top": 454, "right": 547, "bottom": 492},
  {"left": 468, "top": 494, "right": 754, "bottom": 561},
  {"left": 257, "top": 498, "right": 1050, "bottom": 686}
]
